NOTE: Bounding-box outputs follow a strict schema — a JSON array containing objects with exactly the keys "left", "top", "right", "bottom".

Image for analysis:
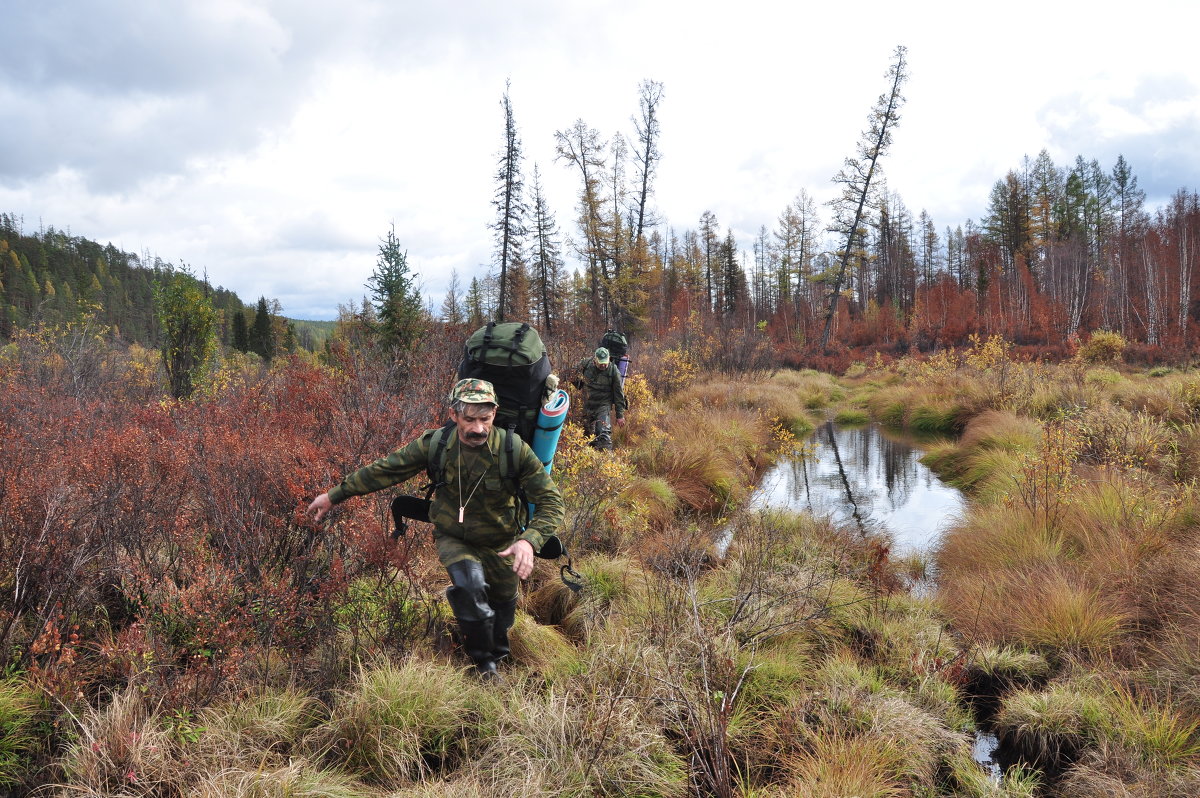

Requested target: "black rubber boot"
[
  {"left": 445, "top": 560, "right": 498, "bottom": 679},
  {"left": 457, "top": 618, "right": 498, "bottom": 678},
  {"left": 489, "top": 598, "right": 518, "bottom": 663}
]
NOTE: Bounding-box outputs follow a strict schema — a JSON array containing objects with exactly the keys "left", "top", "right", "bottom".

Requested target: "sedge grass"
[
  {"left": 780, "top": 730, "right": 907, "bottom": 798},
  {"left": 56, "top": 687, "right": 181, "bottom": 795},
  {"left": 507, "top": 611, "right": 580, "bottom": 679},
  {"left": 476, "top": 686, "right": 688, "bottom": 797},
  {"left": 315, "top": 658, "right": 500, "bottom": 787},
  {"left": 943, "top": 748, "right": 1040, "bottom": 797},
  {"left": 993, "top": 683, "right": 1106, "bottom": 769},
  {"left": 834, "top": 407, "right": 870, "bottom": 425},
  {"left": 619, "top": 475, "right": 678, "bottom": 532},
  {"left": 0, "top": 678, "right": 39, "bottom": 789},
  {"left": 190, "top": 762, "right": 369, "bottom": 798},
  {"left": 199, "top": 687, "right": 320, "bottom": 760},
  {"left": 909, "top": 402, "right": 966, "bottom": 435},
  {"left": 996, "top": 677, "right": 1200, "bottom": 776},
  {"left": 1102, "top": 683, "right": 1200, "bottom": 768}
]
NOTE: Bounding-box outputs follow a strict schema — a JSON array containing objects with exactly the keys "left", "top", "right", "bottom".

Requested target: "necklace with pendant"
[{"left": 457, "top": 444, "right": 488, "bottom": 524}]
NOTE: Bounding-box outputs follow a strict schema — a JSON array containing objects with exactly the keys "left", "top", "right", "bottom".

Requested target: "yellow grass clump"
[{"left": 314, "top": 658, "right": 501, "bottom": 787}]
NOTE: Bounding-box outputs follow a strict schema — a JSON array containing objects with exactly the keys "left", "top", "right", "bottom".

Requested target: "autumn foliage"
[{"left": 0, "top": 326, "right": 472, "bottom": 716}]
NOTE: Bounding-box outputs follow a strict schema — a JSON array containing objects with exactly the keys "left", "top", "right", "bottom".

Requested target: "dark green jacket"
[
  {"left": 327, "top": 426, "right": 563, "bottom": 553},
  {"left": 577, "top": 358, "right": 628, "bottom": 420}
]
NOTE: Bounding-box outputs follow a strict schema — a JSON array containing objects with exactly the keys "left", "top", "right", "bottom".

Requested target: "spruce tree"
[
  {"left": 366, "top": 224, "right": 425, "bottom": 350},
  {"left": 249, "top": 296, "right": 275, "bottom": 361},
  {"left": 231, "top": 309, "right": 250, "bottom": 352}
]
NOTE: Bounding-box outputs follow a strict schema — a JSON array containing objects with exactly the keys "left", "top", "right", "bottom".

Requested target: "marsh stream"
[
  {"left": 744, "top": 422, "right": 1005, "bottom": 778},
  {"left": 749, "top": 421, "right": 964, "bottom": 555}
]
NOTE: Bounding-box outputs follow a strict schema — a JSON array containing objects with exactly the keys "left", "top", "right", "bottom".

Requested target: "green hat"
[
  {"left": 450, "top": 378, "right": 498, "bottom": 405},
  {"left": 594, "top": 347, "right": 610, "bottom": 364}
]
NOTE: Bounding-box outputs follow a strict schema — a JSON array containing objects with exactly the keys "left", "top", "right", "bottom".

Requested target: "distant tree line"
[
  {"left": 469, "top": 55, "right": 1200, "bottom": 360},
  {"left": 0, "top": 213, "right": 325, "bottom": 356}
]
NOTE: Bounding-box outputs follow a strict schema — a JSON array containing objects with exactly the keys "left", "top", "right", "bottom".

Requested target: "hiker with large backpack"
[
  {"left": 574, "top": 346, "right": 629, "bottom": 450},
  {"left": 306, "top": 378, "right": 564, "bottom": 679}
]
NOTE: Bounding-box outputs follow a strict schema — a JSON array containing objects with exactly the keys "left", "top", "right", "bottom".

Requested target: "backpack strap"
[
  {"left": 499, "top": 427, "right": 530, "bottom": 530},
  {"left": 423, "top": 420, "right": 457, "bottom": 500}
]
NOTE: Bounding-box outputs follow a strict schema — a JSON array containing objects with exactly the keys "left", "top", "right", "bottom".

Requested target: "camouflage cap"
[
  {"left": 594, "top": 346, "right": 611, "bottom": 364},
  {"left": 449, "top": 378, "right": 498, "bottom": 406}
]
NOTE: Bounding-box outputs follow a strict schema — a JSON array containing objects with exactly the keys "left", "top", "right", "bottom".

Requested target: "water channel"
[
  {"left": 749, "top": 421, "right": 965, "bottom": 555},
  {"left": 746, "top": 422, "right": 1005, "bottom": 778}
]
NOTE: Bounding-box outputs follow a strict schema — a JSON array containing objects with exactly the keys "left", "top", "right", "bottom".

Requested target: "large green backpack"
[
  {"left": 456, "top": 322, "right": 552, "bottom": 442},
  {"left": 599, "top": 329, "right": 629, "bottom": 359}
]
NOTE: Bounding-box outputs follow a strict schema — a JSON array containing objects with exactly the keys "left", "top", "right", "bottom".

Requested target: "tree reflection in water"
[{"left": 750, "top": 421, "right": 965, "bottom": 554}]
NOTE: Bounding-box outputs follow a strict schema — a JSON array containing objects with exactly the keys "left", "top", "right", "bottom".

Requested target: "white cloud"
[{"left": 3, "top": 0, "right": 1199, "bottom": 319}]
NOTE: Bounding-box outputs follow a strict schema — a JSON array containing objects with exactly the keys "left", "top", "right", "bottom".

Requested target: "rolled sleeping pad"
[
  {"left": 530, "top": 388, "right": 570, "bottom": 474},
  {"left": 617, "top": 355, "right": 630, "bottom": 379},
  {"left": 527, "top": 388, "right": 570, "bottom": 528}
]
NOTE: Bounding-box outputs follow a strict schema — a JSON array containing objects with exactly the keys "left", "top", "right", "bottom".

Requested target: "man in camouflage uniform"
[
  {"left": 307, "top": 378, "right": 564, "bottom": 678},
  {"left": 575, "top": 346, "right": 628, "bottom": 450}
]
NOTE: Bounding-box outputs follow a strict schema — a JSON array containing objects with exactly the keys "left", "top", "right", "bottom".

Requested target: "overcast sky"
[{"left": 3, "top": 1, "right": 1198, "bottom": 320}]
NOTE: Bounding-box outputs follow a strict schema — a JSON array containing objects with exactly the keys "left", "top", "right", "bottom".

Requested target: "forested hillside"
[{"left": 0, "top": 213, "right": 306, "bottom": 351}]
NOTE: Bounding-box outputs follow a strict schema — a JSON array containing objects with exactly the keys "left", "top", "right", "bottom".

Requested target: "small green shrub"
[{"left": 1078, "top": 330, "right": 1126, "bottom": 364}]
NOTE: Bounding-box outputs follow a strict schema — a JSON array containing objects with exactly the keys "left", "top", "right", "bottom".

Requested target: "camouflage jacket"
[
  {"left": 576, "top": 358, "right": 628, "bottom": 419},
  {"left": 327, "top": 426, "right": 564, "bottom": 554}
]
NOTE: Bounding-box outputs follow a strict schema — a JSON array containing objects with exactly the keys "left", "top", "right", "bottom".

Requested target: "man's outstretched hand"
[{"left": 307, "top": 492, "right": 333, "bottom": 522}]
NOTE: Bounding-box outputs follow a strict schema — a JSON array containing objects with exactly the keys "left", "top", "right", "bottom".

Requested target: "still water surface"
[
  {"left": 750, "top": 421, "right": 966, "bottom": 554},
  {"left": 748, "top": 422, "right": 1005, "bottom": 774}
]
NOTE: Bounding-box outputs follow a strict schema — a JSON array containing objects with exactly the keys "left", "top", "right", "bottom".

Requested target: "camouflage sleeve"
[
  {"left": 327, "top": 433, "right": 431, "bottom": 504},
  {"left": 514, "top": 441, "right": 564, "bottom": 554}
]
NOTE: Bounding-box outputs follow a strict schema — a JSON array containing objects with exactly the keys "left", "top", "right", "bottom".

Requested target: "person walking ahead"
[
  {"left": 575, "top": 346, "right": 628, "bottom": 450},
  {"left": 307, "top": 378, "right": 564, "bottom": 678}
]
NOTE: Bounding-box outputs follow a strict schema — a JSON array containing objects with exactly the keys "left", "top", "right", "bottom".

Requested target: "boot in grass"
[
  {"left": 489, "top": 597, "right": 517, "bottom": 664},
  {"left": 457, "top": 617, "right": 499, "bottom": 679}
]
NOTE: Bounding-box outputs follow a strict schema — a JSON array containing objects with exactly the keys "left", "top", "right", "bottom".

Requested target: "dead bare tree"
[{"left": 821, "top": 45, "right": 909, "bottom": 352}]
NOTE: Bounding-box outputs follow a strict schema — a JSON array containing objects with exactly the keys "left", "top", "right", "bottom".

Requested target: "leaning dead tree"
[{"left": 820, "top": 45, "right": 909, "bottom": 352}]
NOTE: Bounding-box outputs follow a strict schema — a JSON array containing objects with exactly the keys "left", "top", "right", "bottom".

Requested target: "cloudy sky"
[{"left": 3, "top": 1, "right": 1198, "bottom": 320}]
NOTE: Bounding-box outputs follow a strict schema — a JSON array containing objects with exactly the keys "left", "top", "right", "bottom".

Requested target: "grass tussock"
[
  {"left": 938, "top": 464, "right": 1200, "bottom": 664},
  {"left": 476, "top": 687, "right": 689, "bottom": 797},
  {"left": 315, "top": 658, "right": 500, "bottom": 787},
  {"left": 57, "top": 688, "right": 180, "bottom": 795},
  {"left": 780, "top": 730, "right": 907, "bottom": 797},
  {"left": 995, "top": 677, "right": 1200, "bottom": 781},
  {"left": 943, "top": 748, "right": 1041, "bottom": 797},
  {"left": 189, "top": 762, "right": 367, "bottom": 798},
  {"left": 507, "top": 612, "right": 580, "bottom": 679},
  {"left": 619, "top": 475, "right": 679, "bottom": 532},
  {"left": 833, "top": 407, "right": 869, "bottom": 425},
  {"left": 198, "top": 687, "right": 320, "bottom": 760}
]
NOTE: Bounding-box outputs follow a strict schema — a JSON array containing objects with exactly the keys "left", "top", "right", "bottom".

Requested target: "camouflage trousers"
[
  {"left": 434, "top": 530, "right": 520, "bottom": 605},
  {"left": 584, "top": 405, "right": 613, "bottom": 450}
]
